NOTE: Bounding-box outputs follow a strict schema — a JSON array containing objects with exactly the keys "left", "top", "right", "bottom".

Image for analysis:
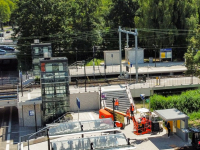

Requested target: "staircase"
[{"left": 101, "top": 90, "right": 131, "bottom": 113}]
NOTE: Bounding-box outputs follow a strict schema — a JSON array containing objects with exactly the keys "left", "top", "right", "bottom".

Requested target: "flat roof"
[
  {"left": 0, "top": 55, "right": 17, "bottom": 59},
  {"left": 154, "top": 108, "right": 189, "bottom": 121},
  {"left": 18, "top": 88, "right": 42, "bottom": 105},
  {"left": 39, "top": 57, "right": 67, "bottom": 62}
]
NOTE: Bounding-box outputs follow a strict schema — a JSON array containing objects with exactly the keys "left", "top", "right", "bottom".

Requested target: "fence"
[{"left": 70, "top": 76, "right": 200, "bottom": 94}]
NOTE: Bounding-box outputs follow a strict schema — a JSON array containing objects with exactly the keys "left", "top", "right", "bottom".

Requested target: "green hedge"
[{"left": 150, "top": 89, "right": 200, "bottom": 114}]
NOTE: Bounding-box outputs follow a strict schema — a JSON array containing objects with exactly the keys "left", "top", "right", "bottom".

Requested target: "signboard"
[
  {"left": 76, "top": 98, "right": 80, "bottom": 109},
  {"left": 160, "top": 48, "right": 172, "bottom": 61},
  {"left": 101, "top": 93, "right": 106, "bottom": 99},
  {"left": 29, "top": 110, "right": 35, "bottom": 116}
]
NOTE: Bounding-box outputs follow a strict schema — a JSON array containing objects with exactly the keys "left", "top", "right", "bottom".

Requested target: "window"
[
  {"left": 45, "top": 64, "right": 52, "bottom": 72},
  {"left": 45, "top": 63, "right": 64, "bottom": 72},
  {"left": 34, "top": 47, "right": 39, "bottom": 55},
  {"left": 56, "top": 86, "right": 66, "bottom": 94},
  {"left": 45, "top": 87, "right": 54, "bottom": 95},
  {"left": 43, "top": 47, "right": 48, "bottom": 53}
]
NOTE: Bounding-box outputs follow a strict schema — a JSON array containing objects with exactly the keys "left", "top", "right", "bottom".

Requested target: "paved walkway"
[
  {"left": 69, "top": 62, "right": 186, "bottom": 77},
  {"left": 23, "top": 111, "right": 191, "bottom": 150}
]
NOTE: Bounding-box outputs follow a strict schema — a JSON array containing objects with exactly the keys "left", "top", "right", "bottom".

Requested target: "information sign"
[{"left": 29, "top": 110, "right": 35, "bottom": 116}]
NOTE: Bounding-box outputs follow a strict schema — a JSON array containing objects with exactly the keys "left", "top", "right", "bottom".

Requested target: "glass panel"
[
  {"left": 51, "top": 133, "right": 130, "bottom": 150},
  {"left": 34, "top": 47, "right": 39, "bottom": 54},
  {"left": 45, "top": 64, "right": 52, "bottom": 72},
  {"left": 59, "top": 63, "right": 63, "bottom": 71},
  {"left": 49, "top": 121, "right": 81, "bottom": 136},
  {"left": 43, "top": 47, "right": 48, "bottom": 53}
]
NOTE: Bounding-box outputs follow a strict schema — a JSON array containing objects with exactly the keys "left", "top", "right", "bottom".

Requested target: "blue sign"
[
  {"left": 140, "top": 94, "right": 145, "bottom": 100},
  {"left": 130, "top": 64, "right": 132, "bottom": 67},
  {"left": 76, "top": 98, "right": 80, "bottom": 109},
  {"left": 29, "top": 110, "right": 35, "bottom": 116},
  {"left": 160, "top": 48, "right": 172, "bottom": 52}
]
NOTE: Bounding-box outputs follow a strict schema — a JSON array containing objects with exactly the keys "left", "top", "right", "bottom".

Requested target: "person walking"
[
  {"left": 130, "top": 103, "right": 134, "bottom": 117},
  {"left": 114, "top": 99, "right": 119, "bottom": 110},
  {"left": 126, "top": 108, "right": 130, "bottom": 125},
  {"left": 167, "top": 122, "right": 171, "bottom": 138}
]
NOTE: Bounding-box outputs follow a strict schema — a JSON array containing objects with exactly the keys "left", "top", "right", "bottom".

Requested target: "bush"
[{"left": 150, "top": 89, "right": 200, "bottom": 114}]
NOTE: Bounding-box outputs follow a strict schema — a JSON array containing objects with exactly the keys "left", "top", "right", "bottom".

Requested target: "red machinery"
[{"left": 99, "top": 107, "right": 153, "bottom": 135}]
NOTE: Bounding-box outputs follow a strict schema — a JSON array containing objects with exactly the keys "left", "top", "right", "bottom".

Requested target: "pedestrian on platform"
[
  {"left": 167, "top": 122, "right": 171, "bottom": 138},
  {"left": 130, "top": 103, "right": 134, "bottom": 117},
  {"left": 114, "top": 99, "right": 119, "bottom": 110},
  {"left": 126, "top": 108, "right": 130, "bottom": 125}
]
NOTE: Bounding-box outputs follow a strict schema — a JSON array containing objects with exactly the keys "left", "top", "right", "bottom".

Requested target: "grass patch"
[{"left": 85, "top": 58, "right": 104, "bottom": 66}]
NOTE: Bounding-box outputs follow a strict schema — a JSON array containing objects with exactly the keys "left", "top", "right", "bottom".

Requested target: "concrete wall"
[
  {"left": 130, "top": 88, "right": 151, "bottom": 97},
  {"left": 70, "top": 92, "right": 99, "bottom": 112},
  {"left": 0, "top": 100, "right": 17, "bottom": 107},
  {"left": 18, "top": 104, "right": 42, "bottom": 127}
]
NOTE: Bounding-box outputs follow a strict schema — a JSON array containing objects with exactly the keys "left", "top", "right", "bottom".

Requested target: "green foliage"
[
  {"left": 85, "top": 58, "right": 103, "bottom": 66},
  {"left": 135, "top": 0, "right": 198, "bottom": 59},
  {"left": 150, "top": 89, "right": 200, "bottom": 114},
  {"left": 188, "top": 111, "right": 200, "bottom": 121}
]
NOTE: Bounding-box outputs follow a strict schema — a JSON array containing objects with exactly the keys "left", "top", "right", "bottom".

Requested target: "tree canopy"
[{"left": 11, "top": 0, "right": 200, "bottom": 70}]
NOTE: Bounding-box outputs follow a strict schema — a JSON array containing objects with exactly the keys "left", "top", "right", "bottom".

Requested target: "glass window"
[
  {"left": 45, "top": 87, "right": 54, "bottom": 95},
  {"left": 181, "top": 120, "right": 185, "bottom": 128},
  {"left": 59, "top": 63, "right": 63, "bottom": 71},
  {"left": 52, "top": 63, "right": 59, "bottom": 72},
  {"left": 34, "top": 47, "right": 39, "bottom": 54},
  {"left": 43, "top": 47, "right": 48, "bottom": 53},
  {"left": 45, "top": 64, "right": 52, "bottom": 72}
]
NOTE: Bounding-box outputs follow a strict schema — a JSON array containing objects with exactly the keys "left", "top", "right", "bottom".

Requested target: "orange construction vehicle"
[{"left": 99, "top": 107, "right": 162, "bottom": 135}]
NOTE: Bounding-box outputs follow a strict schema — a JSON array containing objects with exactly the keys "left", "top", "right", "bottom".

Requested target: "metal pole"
[
  {"left": 112, "top": 98, "right": 115, "bottom": 128},
  {"left": 126, "top": 33, "right": 129, "bottom": 48},
  {"left": 130, "top": 66, "right": 131, "bottom": 84},
  {"left": 93, "top": 46, "right": 95, "bottom": 79},
  {"left": 20, "top": 71, "right": 23, "bottom": 96},
  {"left": 155, "top": 50, "right": 156, "bottom": 67},
  {"left": 47, "top": 128, "right": 50, "bottom": 150},
  {"left": 119, "top": 26, "right": 122, "bottom": 77},
  {"left": 76, "top": 49, "right": 77, "bottom": 70},
  {"left": 135, "top": 29, "right": 138, "bottom": 83},
  {"left": 84, "top": 63, "right": 86, "bottom": 92},
  {"left": 34, "top": 103, "right": 37, "bottom": 132},
  {"left": 99, "top": 85, "right": 101, "bottom": 109},
  {"left": 78, "top": 108, "right": 79, "bottom": 121}
]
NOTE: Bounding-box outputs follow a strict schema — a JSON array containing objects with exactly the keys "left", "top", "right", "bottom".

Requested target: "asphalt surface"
[{"left": 0, "top": 107, "right": 19, "bottom": 150}]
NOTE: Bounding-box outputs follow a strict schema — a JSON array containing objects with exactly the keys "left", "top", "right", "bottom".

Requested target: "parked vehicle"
[
  {"left": 6, "top": 30, "right": 10, "bottom": 33},
  {"left": 0, "top": 49, "right": 6, "bottom": 55},
  {"left": 0, "top": 46, "right": 15, "bottom": 51}
]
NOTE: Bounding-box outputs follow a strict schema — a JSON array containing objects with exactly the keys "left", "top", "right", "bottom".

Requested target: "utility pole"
[
  {"left": 93, "top": 46, "right": 95, "bottom": 79},
  {"left": 84, "top": 62, "right": 86, "bottom": 92},
  {"left": 153, "top": 44, "right": 158, "bottom": 67},
  {"left": 118, "top": 27, "right": 138, "bottom": 82}
]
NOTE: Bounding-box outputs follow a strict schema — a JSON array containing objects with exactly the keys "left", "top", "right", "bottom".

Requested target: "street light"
[{"left": 153, "top": 44, "right": 158, "bottom": 67}]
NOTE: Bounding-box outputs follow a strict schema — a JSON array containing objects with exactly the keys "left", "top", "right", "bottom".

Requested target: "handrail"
[{"left": 27, "top": 125, "right": 57, "bottom": 150}]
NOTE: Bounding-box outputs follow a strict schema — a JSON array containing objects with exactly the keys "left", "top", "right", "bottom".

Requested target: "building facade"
[
  {"left": 40, "top": 57, "right": 70, "bottom": 124},
  {"left": 31, "top": 43, "right": 52, "bottom": 76}
]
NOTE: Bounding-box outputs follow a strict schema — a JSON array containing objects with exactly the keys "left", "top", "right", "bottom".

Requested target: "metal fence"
[{"left": 70, "top": 76, "right": 200, "bottom": 93}]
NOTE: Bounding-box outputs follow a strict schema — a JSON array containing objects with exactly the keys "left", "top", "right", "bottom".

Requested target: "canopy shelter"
[
  {"left": 154, "top": 108, "right": 189, "bottom": 142},
  {"left": 48, "top": 118, "right": 120, "bottom": 138},
  {"left": 51, "top": 133, "right": 136, "bottom": 150},
  {"left": 154, "top": 108, "right": 189, "bottom": 121}
]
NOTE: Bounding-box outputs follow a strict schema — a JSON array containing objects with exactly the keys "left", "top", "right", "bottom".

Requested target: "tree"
[
  {"left": 135, "top": 0, "right": 198, "bottom": 60},
  {"left": 185, "top": 26, "right": 200, "bottom": 77},
  {"left": 13, "top": 0, "right": 69, "bottom": 70}
]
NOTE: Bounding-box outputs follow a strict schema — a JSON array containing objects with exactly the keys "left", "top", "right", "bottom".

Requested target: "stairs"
[{"left": 101, "top": 90, "right": 131, "bottom": 113}]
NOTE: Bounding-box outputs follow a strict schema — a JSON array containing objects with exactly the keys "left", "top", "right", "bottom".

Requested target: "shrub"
[{"left": 150, "top": 89, "right": 200, "bottom": 114}]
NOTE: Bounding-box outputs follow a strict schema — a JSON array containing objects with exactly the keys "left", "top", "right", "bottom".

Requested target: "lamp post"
[{"left": 153, "top": 44, "right": 158, "bottom": 67}]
